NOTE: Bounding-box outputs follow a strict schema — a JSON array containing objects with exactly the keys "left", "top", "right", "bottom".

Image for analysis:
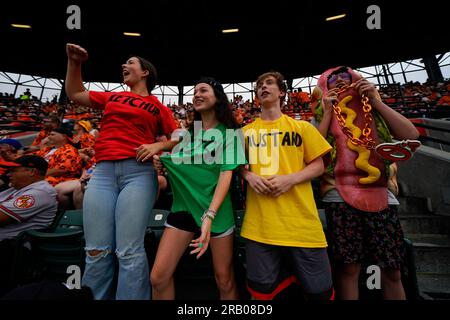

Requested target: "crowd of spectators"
[
  {"left": 165, "top": 78, "right": 450, "bottom": 128},
  {"left": 0, "top": 78, "right": 448, "bottom": 210},
  {"left": 378, "top": 79, "right": 450, "bottom": 117},
  {"left": 1, "top": 78, "right": 450, "bottom": 135}
]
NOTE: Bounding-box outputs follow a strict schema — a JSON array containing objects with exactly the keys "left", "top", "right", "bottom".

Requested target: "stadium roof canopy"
[{"left": 1, "top": 0, "right": 449, "bottom": 86}]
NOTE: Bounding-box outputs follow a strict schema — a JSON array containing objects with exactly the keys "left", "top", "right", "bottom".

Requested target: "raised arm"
[
  {"left": 318, "top": 88, "right": 340, "bottom": 138},
  {"left": 65, "top": 43, "right": 92, "bottom": 107},
  {"left": 355, "top": 78, "right": 420, "bottom": 140}
]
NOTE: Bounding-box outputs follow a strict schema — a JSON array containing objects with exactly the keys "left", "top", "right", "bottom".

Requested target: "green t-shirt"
[{"left": 160, "top": 123, "right": 247, "bottom": 233}]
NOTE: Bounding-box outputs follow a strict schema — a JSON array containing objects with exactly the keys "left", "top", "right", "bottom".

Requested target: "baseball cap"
[
  {"left": 0, "top": 155, "right": 49, "bottom": 173},
  {"left": 78, "top": 120, "right": 92, "bottom": 132},
  {"left": 0, "top": 138, "right": 23, "bottom": 150}
]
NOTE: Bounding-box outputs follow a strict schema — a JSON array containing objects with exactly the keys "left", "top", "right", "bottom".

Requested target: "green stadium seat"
[{"left": 24, "top": 209, "right": 85, "bottom": 282}]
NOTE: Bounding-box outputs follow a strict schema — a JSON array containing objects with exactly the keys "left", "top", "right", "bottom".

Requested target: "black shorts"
[
  {"left": 324, "top": 202, "right": 405, "bottom": 269},
  {"left": 165, "top": 212, "right": 234, "bottom": 238},
  {"left": 245, "top": 239, "right": 333, "bottom": 299}
]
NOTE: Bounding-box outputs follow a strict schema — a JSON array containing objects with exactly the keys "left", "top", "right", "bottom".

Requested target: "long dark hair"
[
  {"left": 191, "top": 77, "right": 238, "bottom": 130},
  {"left": 129, "top": 55, "right": 158, "bottom": 93}
]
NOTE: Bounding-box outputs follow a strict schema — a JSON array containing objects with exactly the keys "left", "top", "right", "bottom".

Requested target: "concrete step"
[
  {"left": 416, "top": 273, "right": 450, "bottom": 300},
  {"left": 406, "top": 234, "right": 450, "bottom": 274},
  {"left": 398, "top": 196, "right": 431, "bottom": 215},
  {"left": 400, "top": 215, "right": 450, "bottom": 235}
]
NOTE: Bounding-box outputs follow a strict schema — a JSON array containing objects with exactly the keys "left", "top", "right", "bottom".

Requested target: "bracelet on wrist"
[{"left": 201, "top": 209, "right": 216, "bottom": 222}]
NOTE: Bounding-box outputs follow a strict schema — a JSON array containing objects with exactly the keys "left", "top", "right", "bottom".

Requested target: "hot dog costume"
[{"left": 314, "top": 66, "right": 396, "bottom": 212}]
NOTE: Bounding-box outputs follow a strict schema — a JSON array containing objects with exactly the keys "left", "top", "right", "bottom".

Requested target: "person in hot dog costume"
[{"left": 314, "top": 66, "right": 420, "bottom": 300}]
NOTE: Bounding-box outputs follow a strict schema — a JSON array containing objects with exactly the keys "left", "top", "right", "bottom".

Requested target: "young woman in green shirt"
[{"left": 151, "top": 77, "right": 246, "bottom": 300}]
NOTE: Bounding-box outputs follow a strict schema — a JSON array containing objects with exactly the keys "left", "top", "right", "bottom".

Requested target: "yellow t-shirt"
[{"left": 241, "top": 115, "right": 332, "bottom": 247}]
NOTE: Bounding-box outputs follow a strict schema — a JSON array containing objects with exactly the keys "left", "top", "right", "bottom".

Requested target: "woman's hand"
[
  {"left": 189, "top": 218, "right": 212, "bottom": 259},
  {"left": 66, "top": 43, "right": 88, "bottom": 63},
  {"left": 136, "top": 143, "right": 162, "bottom": 162}
]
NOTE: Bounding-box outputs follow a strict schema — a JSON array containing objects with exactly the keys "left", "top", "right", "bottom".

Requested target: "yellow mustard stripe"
[{"left": 339, "top": 96, "right": 380, "bottom": 184}]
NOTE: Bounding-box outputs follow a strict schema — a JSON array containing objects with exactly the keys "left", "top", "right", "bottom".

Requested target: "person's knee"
[
  {"left": 382, "top": 269, "right": 402, "bottom": 282},
  {"left": 150, "top": 267, "right": 172, "bottom": 289},
  {"left": 87, "top": 249, "right": 109, "bottom": 257},
  {"left": 247, "top": 281, "right": 276, "bottom": 300},
  {"left": 338, "top": 263, "right": 361, "bottom": 278},
  {"left": 246, "top": 276, "right": 296, "bottom": 300},
  {"left": 87, "top": 250, "right": 103, "bottom": 256},
  {"left": 215, "top": 270, "right": 235, "bottom": 292},
  {"left": 86, "top": 248, "right": 111, "bottom": 261},
  {"left": 115, "top": 247, "right": 146, "bottom": 268}
]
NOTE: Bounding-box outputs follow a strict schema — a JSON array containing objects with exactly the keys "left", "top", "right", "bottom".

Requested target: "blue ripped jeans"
[{"left": 82, "top": 158, "right": 157, "bottom": 300}]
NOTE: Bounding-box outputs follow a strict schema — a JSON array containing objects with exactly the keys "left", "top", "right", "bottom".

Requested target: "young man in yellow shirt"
[{"left": 240, "top": 71, "right": 334, "bottom": 300}]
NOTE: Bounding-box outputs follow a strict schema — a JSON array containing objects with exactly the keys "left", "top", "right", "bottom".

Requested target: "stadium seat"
[
  {"left": 147, "top": 209, "right": 169, "bottom": 236},
  {"left": 6, "top": 208, "right": 67, "bottom": 289},
  {"left": 56, "top": 209, "right": 83, "bottom": 230},
  {"left": 144, "top": 208, "right": 170, "bottom": 269},
  {"left": 23, "top": 209, "right": 85, "bottom": 283}
]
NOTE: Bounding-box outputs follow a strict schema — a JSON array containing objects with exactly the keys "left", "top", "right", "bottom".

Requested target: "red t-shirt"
[{"left": 89, "top": 91, "right": 178, "bottom": 161}]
